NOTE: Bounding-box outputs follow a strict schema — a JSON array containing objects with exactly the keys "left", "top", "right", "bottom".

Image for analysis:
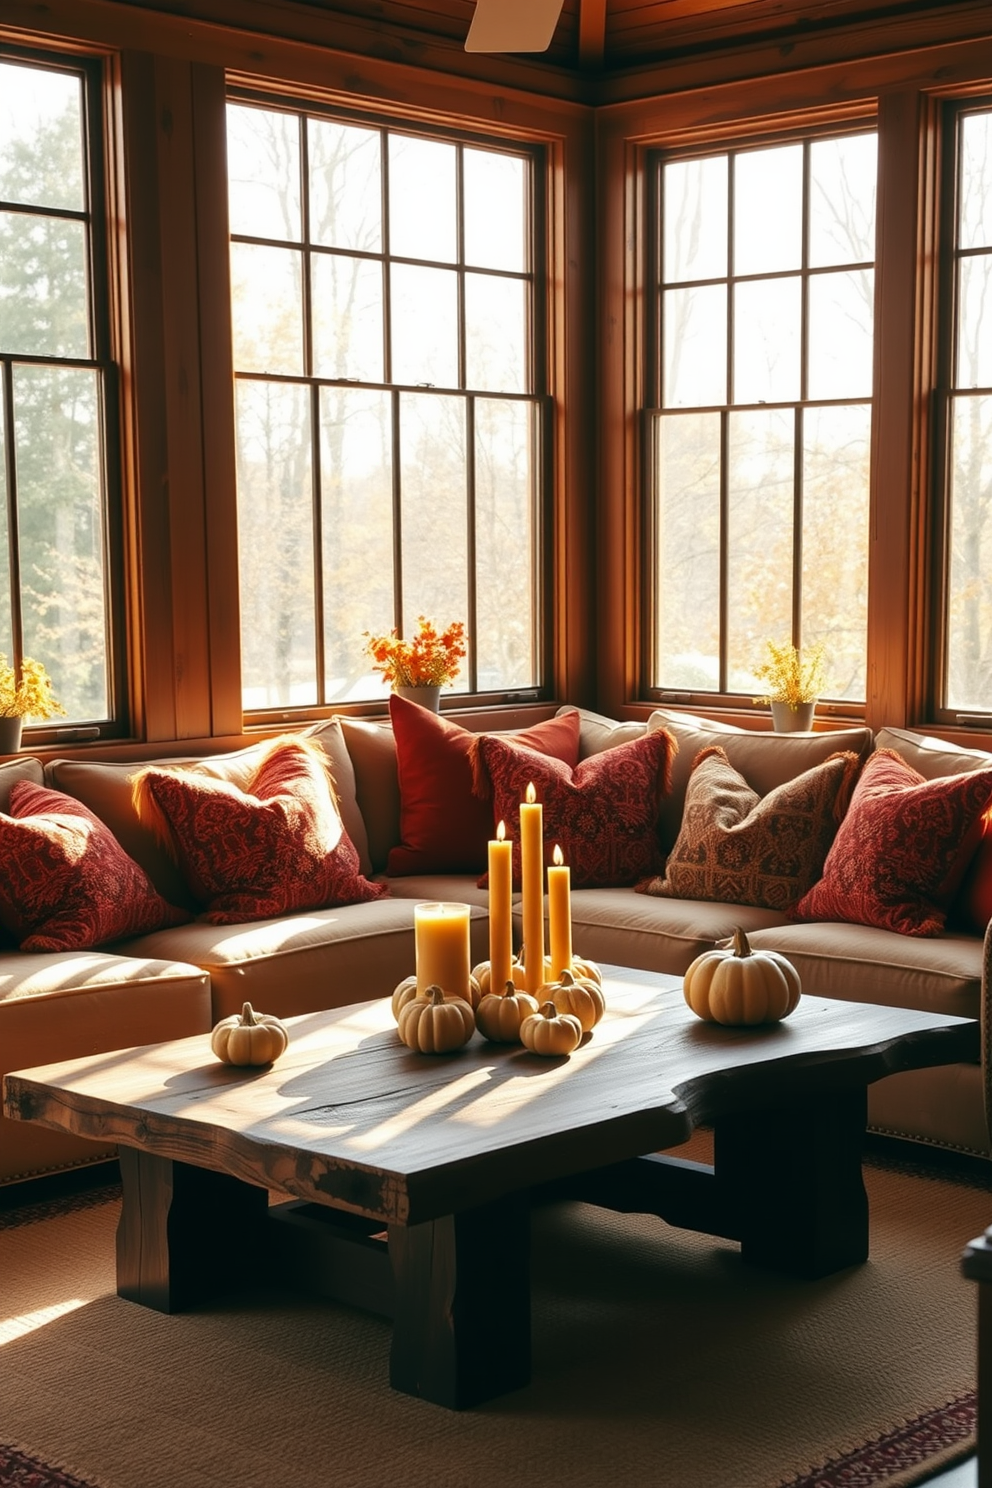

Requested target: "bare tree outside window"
[
  {"left": 0, "top": 56, "right": 112, "bottom": 726},
  {"left": 227, "top": 100, "right": 543, "bottom": 712},
  {"left": 650, "top": 131, "right": 876, "bottom": 706}
]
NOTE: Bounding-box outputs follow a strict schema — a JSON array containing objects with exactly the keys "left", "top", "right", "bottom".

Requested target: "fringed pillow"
[{"left": 132, "top": 736, "right": 385, "bottom": 925}]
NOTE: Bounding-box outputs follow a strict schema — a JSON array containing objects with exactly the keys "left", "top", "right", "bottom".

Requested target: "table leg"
[
  {"left": 116, "top": 1147, "right": 268, "bottom": 1312},
  {"left": 714, "top": 1087, "right": 869, "bottom": 1279},
  {"left": 388, "top": 1193, "right": 530, "bottom": 1408}
]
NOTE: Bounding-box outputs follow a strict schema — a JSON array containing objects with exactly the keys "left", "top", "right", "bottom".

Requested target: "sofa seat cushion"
[
  {"left": 529, "top": 889, "right": 790, "bottom": 978},
  {"left": 0, "top": 950, "right": 210, "bottom": 1185},
  {"left": 119, "top": 898, "right": 490, "bottom": 1022},
  {"left": 380, "top": 873, "right": 494, "bottom": 908},
  {"left": 745, "top": 921, "right": 983, "bottom": 1022}
]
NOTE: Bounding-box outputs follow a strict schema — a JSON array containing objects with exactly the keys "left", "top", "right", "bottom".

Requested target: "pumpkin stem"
[
  {"left": 427, "top": 984, "right": 445, "bottom": 1005},
  {"left": 503, "top": 980, "right": 517, "bottom": 998},
  {"left": 559, "top": 968, "right": 576, "bottom": 986},
  {"left": 540, "top": 1000, "right": 558, "bottom": 1018},
  {"left": 240, "top": 1002, "right": 258, "bottom": 1025},
  {"left": 732, "top": 927, "right": 752, "bottom": 958}
]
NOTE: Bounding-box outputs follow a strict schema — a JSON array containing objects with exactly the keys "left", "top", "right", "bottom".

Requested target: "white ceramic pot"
[{"left": 770, "top": 701, "right": 816, "bottom": 732}]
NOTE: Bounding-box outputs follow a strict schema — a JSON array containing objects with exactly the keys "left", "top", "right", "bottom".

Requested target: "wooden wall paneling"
[
  {"left": 122, "top": 51, "right": 213, "bottom": 742},
  {"left": 865, "top": 88, "right": 929, "bottom": 733},
  {"left": 190, "top": 63, "right": 243, "bottom": 738}
]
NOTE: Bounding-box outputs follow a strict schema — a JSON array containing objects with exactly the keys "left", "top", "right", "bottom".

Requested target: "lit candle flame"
[
  {"left": 525, "top": 782, "right": 536, "bottom": 804},
  {"left": 497, "top": 819, "right": 506, "bottom": 842},
  {"left": 553, "top": 843, "right": 564, "bottom": 866}
]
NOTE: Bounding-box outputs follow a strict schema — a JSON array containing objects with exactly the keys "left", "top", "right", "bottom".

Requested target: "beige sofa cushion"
[
  {"left": 875, "top": 725, "right": 992, "bottom": 779},
  {"left": 646, "top": 708, "right": 874, "bottom": 851},
  {"left": 0, "top": 950, "right": 210, "bottom": 1184},
  {"left": 0, "top": 754, "right": 43, "bottom": 811},
  {"left": 557, "top": 706, "right": 647, "bottom": 758},
  {"left": 120, "top": 897, "right": 490, "bottom": 1022}
]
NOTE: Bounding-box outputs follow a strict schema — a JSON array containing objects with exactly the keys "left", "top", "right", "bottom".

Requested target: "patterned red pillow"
[
  {"left": 132, "top": 736, "right": 386, "bottom": 924},
  {"left": 0, "top": 782, "right": 190, "bottom": 951},
  {"left": 794, "top": 748, "right": 992, "bottom": 936},
  {"left": 387, "top": 694, "right": 581, "bottom": 876},
  {"left": 637, "top": 746, "right": 861, "bottom": 912},
  {"left": 473, "top": 729, "right": 676, "bottom": 889}
]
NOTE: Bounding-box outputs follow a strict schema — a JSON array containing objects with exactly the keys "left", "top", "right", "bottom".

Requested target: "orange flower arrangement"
[{"left": 364, "top": 616, "right": 467, "bottom": 688}]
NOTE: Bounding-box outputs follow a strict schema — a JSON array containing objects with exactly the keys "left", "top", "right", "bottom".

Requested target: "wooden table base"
[{"left": 113, "top": 1088, "right": 870, "bottom": 1408}]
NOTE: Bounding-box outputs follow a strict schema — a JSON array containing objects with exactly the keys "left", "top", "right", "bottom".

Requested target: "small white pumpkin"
[
  {"left": 683, "top": 927, "right": 801, "bottom": 1026},
  {"left": 211, "top": 1002, "right": 289, "bottom": 1066}
]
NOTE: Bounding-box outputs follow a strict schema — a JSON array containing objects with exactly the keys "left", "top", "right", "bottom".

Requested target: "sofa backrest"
[{"left": 0, "top": 755, "right": 44, "bottom": 813}]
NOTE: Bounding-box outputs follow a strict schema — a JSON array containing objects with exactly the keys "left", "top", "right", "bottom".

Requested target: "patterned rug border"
[
  {"left": 0, "top": 1440, "right": 106, "bottom": 1488},
  {"left": 0, "top": 1183, "right": 121, "bottom": 1233},
  {"left": 780, "top": 1393, "right": 976, "bottom": 1487}
]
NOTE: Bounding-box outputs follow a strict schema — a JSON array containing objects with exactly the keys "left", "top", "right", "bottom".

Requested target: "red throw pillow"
[
  {"left": 952, "top": 820, "right": 992, "bottom": 933},
  {"left": 794, "top": 748, "right": 992, "bottom": 936},
  {"left": 0, "top": 782, "right": 190, "bottom": 952},
  {"left": 473, "top": 728, "right": 676, "bottom": 889},
  {"left": 132, "top": 736, "right": 386, "bottom": 924},
  {"left": 386, "top": 694, "right": 581, "bottom": 876}
]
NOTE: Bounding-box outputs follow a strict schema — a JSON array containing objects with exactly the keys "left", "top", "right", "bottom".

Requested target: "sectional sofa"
[{"left": 0, "top": 702, "right": 990, "bottom": 1187}]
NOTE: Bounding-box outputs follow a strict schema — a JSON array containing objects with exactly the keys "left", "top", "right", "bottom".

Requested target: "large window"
[
  {"left": 647, "top": 129, "right": 877, "bottom": 708},
  {"left": 0, "top": 51, "right": 116, "bottom": 729},
  {"left": 941, "top": 102, "right": 992, "bottom": 718},
  {"left": 227, "top": 98, "right": 545, "bottom": 713}
]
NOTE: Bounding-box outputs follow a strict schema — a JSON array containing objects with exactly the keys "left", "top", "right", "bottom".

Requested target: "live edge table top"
[{"left": 2, "top": 965, "right": 979, "bottom": 1229}]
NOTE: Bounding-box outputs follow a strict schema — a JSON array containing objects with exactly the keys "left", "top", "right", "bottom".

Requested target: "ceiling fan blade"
[{"left": 464, "top": 0, "right": 566, "bottom": 53}]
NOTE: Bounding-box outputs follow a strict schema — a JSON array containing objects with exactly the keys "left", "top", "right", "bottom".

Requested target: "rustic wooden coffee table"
[{"left": 3, "top": 965, "right": 978, "bottom": 1409}]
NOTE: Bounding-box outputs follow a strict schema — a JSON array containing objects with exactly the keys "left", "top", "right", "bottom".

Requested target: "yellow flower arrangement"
[
  {"left": 753, "top": 640, "right": 826, "bottom": 710},
  {"left": 0, "top": 654, "right": 67, "bottom": 720},
  {"left": 364, "top": 617, "right": 467, "bottom": 689}
]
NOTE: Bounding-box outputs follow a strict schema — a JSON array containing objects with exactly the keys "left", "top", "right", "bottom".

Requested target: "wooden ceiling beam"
[{"left": 578, "top": 0, "right": 607, "bottom": 68}]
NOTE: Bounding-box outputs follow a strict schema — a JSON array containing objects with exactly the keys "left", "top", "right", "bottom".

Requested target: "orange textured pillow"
[
  {"left": 0, "top": 781, "right": 189, "bottom": 951},
  {"left": 952, "top": 817, "right": 992, "bottom": 933},
  {"left": 132, "top": 736, "right": 386, "bottom": 924},
  {"left": 386, "top": 695, "right": 581, "bottom": 876},
  {"left": 474, "top": 728, "right": 676, "bottom": 889},
  {"left": 638, "top": 746, "right": 860, "bottom": 912},
  {"left": 794, "top": 748, "right": 992, "bottom": 936}
]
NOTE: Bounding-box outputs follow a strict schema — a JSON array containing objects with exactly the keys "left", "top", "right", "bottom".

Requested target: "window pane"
[
  {"left": 809, "top": 134, "right": 877, "bottom": 268},
  {"left": 475, "top": 398, "right": 536, "bottom": 690},
  {"left": 0, "top": 211, "right": 89, "bottom": 358},
  {"left": 13, "top": 365, "right": 108, "bottom": 721},
  {"left": 663, "top": 284, "right": 727, "bottom": 408},
  {"left": 726, "top": 408, "right": 794, "bottom": 690},
  {"left": 956, "top": 256, "right": 992, "bottom": 389},
  {"left": 0, "top": 375, "right": 8, "bottom": 661},
  {"left": 465, "top": 273, "right": 526, "bottom": 393},
  {"left": 808, "top": 269, "right": 874, "bottom": 400},
  {"left": 399, "top": 393, "right": 468, "bottom": 635},
  {"left": 802, "top": 404, "right": 870, "bottom": 700},
  {"left": 391, "top": 263, "right": 458, "bottom": 386},
  {"left": 960, "top": 113, "right": 992, "bottom": 252},
  {"left": 947, "top": 394, "right": 992, "bottom": 709},
  {"left": 464, "top": 149, "right": 526, "bottom": 272},
  {"left": 312, "top": 253, "right": 383, "bottom": 382},
  {"left": 320, "top": 387, "right": 393, "bottom": 702},
  {"left": 733, "top": 278, "right": 801, "bottom": 405},
  {"left": 663, "top": 155, "right": 727, "bottom": 284},
  {"left": 309, "top": 118, "right": 381, "bottom": 253},
  {"left": 654, "top": 412, "right": 721, "bottom": 690},
  {"left": 0, "top": 62, "right": 84, "bottom": 212},
  {"left": 236, "top": 380, "right": 316, "bottom": 709},
  {"left": 734, "top": 144, "right": 802, "bottom": 275},
  {"left": 389, "top": 135, "right": 456, "bottom": 263},
  {"left": 230, "top": 242, "right": 303, "bottom": 375},
  {"left": 227, "top": 104, "right": 300, "bottom": 242}
]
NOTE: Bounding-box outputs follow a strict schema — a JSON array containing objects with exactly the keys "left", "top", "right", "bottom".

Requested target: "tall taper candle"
[
  {"left": 548, "top": 843, "right": 572, "bottom": 978},
  {"left": 520, "top": 783, "right": 545, "bottom": 994},
  {"left": 488, "top": 820, "right": 513, "bottom": 994}
]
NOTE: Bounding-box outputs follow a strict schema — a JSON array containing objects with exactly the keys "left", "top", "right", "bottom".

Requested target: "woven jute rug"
[{"left": 0, "top": 1146, "right": 986, "bottom": 1488}]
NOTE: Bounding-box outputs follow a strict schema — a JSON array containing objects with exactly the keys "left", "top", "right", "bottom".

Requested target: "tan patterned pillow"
[{"left": 638, "top": 746, "right": 860, "bottom": 912}]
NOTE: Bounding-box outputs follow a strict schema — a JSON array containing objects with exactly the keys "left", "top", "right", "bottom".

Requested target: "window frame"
[
  {"left": 641, "top": 119, "right": 877, "bottom": 720},
  {"left": 227, "top": 85, "right": 554, "bottom": 725},
  {"left": 0, "top": 41, "right": 128, "bottom": 744}
]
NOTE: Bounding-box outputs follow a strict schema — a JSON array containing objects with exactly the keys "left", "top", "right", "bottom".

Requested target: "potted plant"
[
  {"left": 363, "top": 616, "right": 467, "bottom": 713},
  {"left": 0, "top": 654, "right": 67, "bottom": 753},
  {"left": 753, "top": 640, "right": 826, "bottom": 732}
]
